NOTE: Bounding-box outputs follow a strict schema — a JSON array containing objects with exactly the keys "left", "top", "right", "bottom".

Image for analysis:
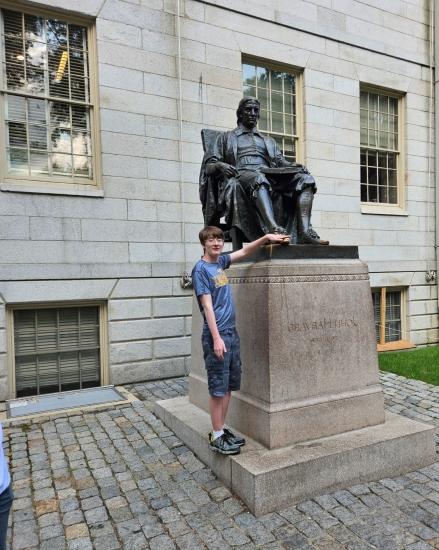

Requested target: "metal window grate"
[
  {"left": 6, "top": 386, "right": 126, "bottom": 418},
  {"left": 360, "top": 90, "right": 399, "bottom": 205},
  {"left": 242, "top": 61, "right": 298, "bottom": 161},
  {"left": 14, "top": 305, "right": 101, "bottom": 397},
  {"left": 1, "top": 8, "right": 93, "bottom": 181}
]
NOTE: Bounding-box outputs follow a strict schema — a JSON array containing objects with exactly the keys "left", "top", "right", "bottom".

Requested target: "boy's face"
[{"left": 203, "top": 236, "right": 224, "bottom": 258}]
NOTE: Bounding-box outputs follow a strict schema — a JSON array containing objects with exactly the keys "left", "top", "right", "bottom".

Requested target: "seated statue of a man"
[{"left": 200, "top": 96, "right": 328, "bottom": 245}]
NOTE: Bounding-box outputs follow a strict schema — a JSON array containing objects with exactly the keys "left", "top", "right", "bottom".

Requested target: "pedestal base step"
[{"left": 155, "top": 396, "right": 436, "bottom": 516}]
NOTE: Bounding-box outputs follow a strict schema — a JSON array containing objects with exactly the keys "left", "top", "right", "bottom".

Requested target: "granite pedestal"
[{"left": 155, "top": 245, "right": 436, "bottom": 515}]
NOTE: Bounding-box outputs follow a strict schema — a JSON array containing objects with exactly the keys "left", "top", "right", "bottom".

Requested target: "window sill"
[
  {"left": 361, "top": 204, "right": 407, "bottom": 216},
  {"left": 1, "top": 181, "right": 104, "bottom": 198},
  {"left": 377, "top": 340, "right": 415, "bottom": 352}
]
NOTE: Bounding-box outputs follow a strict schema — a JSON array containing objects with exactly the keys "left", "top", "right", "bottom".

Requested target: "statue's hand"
[
  {"left": 216, "top": 162, "right": 238, "bottom": 178},
  {"left": 296, "top": 163, "right": 310, "bottom": 174}
]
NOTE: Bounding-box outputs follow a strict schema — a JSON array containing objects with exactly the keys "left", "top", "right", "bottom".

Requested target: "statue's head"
[{"left": 236, "top": 97, "right": 260, "bottom": 128}]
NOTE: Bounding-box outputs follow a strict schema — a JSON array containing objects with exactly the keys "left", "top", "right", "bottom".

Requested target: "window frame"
[
  {"left": 0, "top": 1, "right": 102, "bottom": 196},
  {"left": 6, "top": 300, "right": 109, "bottom": 399},
  {"left": 360, "top": 84, "right": 406, "bottom": 215},
  {"left": 371, "top": 286, "right": 414, "bottom": 352},
  {"left": 241, "top": 55, "right": 304, "bottom": 164}
]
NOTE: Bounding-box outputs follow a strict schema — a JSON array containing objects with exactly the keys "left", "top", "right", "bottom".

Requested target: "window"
[
  {"left": 0, "top": 7, "right": 99, "bottom": 189},
  {"left": 242, "top": 59, "right": 299, "bottom": 162},
  {"left": 360, "top": 88, "right": 402, "bottom": 207},
  {"left": 12, "top": 305, "right": 103, "bottom": 397},
  {"left": 372, "top": 288, "right": 413, "bottom": 351}
]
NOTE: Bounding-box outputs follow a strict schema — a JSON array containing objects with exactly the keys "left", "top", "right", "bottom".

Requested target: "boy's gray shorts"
[{"left": 201, "top": 328, "right": 241, "bottom": 397}]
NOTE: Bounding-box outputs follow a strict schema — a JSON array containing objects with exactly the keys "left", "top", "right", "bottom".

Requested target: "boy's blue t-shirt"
[{"left": 191, "top": 254, "right": 235, "bottom": 332}]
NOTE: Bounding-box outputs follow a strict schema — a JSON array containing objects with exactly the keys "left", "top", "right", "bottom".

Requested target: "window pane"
[
  {"left": 50, "top": 101, "right": 70, "bottom": 128},
  {"left": 368, "top": 184, "right": 377, "bottom": 202},
  {"left": 243, "top": 84, "right": 255, "bottom": 97},
  {"left": 361, "top": 183, "right": 367, "bottom": 202},
  {"left": 72, "top": 131, "right": 90, "bottom": 156},
  {"left": 52, "top": 153, "right": 72, "bottom": 174},
  {"left": 258, "top": 87, "right": 268, "bottom": 110},
  {"left": 4, "top": 10, "right": 22, "bottom": 38},
  {"left": 49, "top": 47, "right": 70, "bottom": 98},
  {"left": 46, "top": 19, "right": 67, "bottom": 48},
  {"left": 8, "top": 122, "right": 27, "bottom": 147},
  {"left": 71, "top": 77, "right": 88, "bottom": 102},
  {"left": 242, "top": 63, "right": 256, "bottom": 87},
  {"left": 25, "top": 14, "right": 45, "bottom": 41},
  {"left": 271, "top": 91, "right": 283, "bottom": 113},
  {"left": 51, "top": 128, "right": 72, "bottom": 155},
  {"left": 272, "top": 111, "right": 283, "bottom": 133},
  {"left": 30, "top": 150, "right": 48, "bottom": 175},
  {"left": 378, "top": 168, "right": 387, "bottom": 186},
  {"left": 256, "top": 66, "right": 268, "bottom": 89},
  {"left": 29, "top": 125, "right": 47, "bottom": 150},
  {"left": 73, "top": 155, "right": 92, "bottom": 177},
  {"left": 26, "top": 39, "right": 46, "bottom": 69},
  {"left": 378, "top": 186, "right": 387, "bottom": 202},
  {"left": 368, "top": 167, "right": 377, "bottom": 185},
  {"left": 271, "top": 70, "right": 283, "bottom": 92},
  {"left": 8, "top": 148, "right": 28, "bottom": 173},
  {"left": 259, "top": 109, "right": 269, "bottom": 131},
  {"left": 69, "top": 24, "right": 86, "bottom": 50},
  {"left": 7, "top": 95, "right": 26, "bottom": 120}
]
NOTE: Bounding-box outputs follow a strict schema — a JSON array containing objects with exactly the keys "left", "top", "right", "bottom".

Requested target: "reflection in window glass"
[
  {"left": 2, "top": 8, "right": 93, "bottom": 181},
  {"left": 360, "top": 90, "right": 399, "bottom": 205},
  {"left": 242, "top": 60, "right": 297, "bottom": 162}
]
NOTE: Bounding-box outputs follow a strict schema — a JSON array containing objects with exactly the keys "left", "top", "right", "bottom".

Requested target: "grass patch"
[{"left": 379, "top": 346, "right": 439, "bottom": 386}]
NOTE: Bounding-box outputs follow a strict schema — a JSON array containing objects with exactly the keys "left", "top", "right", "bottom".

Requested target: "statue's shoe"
[{"left": 298, "top": 230, "right": 329, "bottom": 245}]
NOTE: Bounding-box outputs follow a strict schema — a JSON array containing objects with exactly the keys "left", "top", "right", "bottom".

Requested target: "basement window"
[{"left": 12, "top": 305, "right": 103, "bottom": 397}]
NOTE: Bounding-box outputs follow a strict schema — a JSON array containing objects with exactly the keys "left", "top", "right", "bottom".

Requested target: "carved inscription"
[
  {"left": 288, "top": 317, "right": 359, "bottom": 332},
  {"left": 288, "top": 317, "right": 359, "bottom": 345}
]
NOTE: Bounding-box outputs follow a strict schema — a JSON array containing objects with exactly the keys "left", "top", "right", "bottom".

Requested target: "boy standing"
[{"left": 191, "top": 226, "right": 289, "bottom": 454}]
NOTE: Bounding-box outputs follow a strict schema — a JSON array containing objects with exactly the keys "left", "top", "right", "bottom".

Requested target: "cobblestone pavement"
[{"left": 4, "top": 372, "right": 439, "bottom": 550}]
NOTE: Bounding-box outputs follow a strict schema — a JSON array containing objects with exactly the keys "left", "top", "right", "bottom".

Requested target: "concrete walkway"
[{"left": 4, "top": 372, "right": 439, "bottom": 549}]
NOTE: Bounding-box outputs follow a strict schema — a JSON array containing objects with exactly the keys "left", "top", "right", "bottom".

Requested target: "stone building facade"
[{"left": 0, "top": 0, "right": 436, "bottom": 401}]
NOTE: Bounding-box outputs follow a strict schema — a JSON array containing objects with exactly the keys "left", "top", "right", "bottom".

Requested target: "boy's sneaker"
[
  {"left": 224, "top": 428, "right": 246, "bottom": 447},
  {"left": 208, "top": 433, "right": 241, "bottom": 455}
]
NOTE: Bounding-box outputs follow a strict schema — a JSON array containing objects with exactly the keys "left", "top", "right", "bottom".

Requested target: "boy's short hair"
[{"left": 199, "top": 226, "right": 224, "bottom": 246}]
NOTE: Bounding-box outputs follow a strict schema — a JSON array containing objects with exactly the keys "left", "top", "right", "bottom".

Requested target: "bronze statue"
[{"left": 199, "top": 97, "right": 328, "bottom": 248}]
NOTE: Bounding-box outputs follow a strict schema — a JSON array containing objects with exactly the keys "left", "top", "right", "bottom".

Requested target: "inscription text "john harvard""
[{"left": 288, "top": 317, "right": 359, "bottom": 332}]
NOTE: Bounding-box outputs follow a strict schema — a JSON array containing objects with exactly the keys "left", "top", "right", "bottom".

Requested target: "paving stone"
[
  {"left": 39, "top": 536, "right": 66, "bottom": 550},
  {"left": 62, "top": 509, "right": 85, "bottom": 526},
  {"left": 149, "top": 534, "right": 177, "bottom": 549},
  {"left": 40, "top": 523, "right": 64, "bottom": 540},
  {"left": 84, "top": 506, "right": 109, "bottom": 524}
]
